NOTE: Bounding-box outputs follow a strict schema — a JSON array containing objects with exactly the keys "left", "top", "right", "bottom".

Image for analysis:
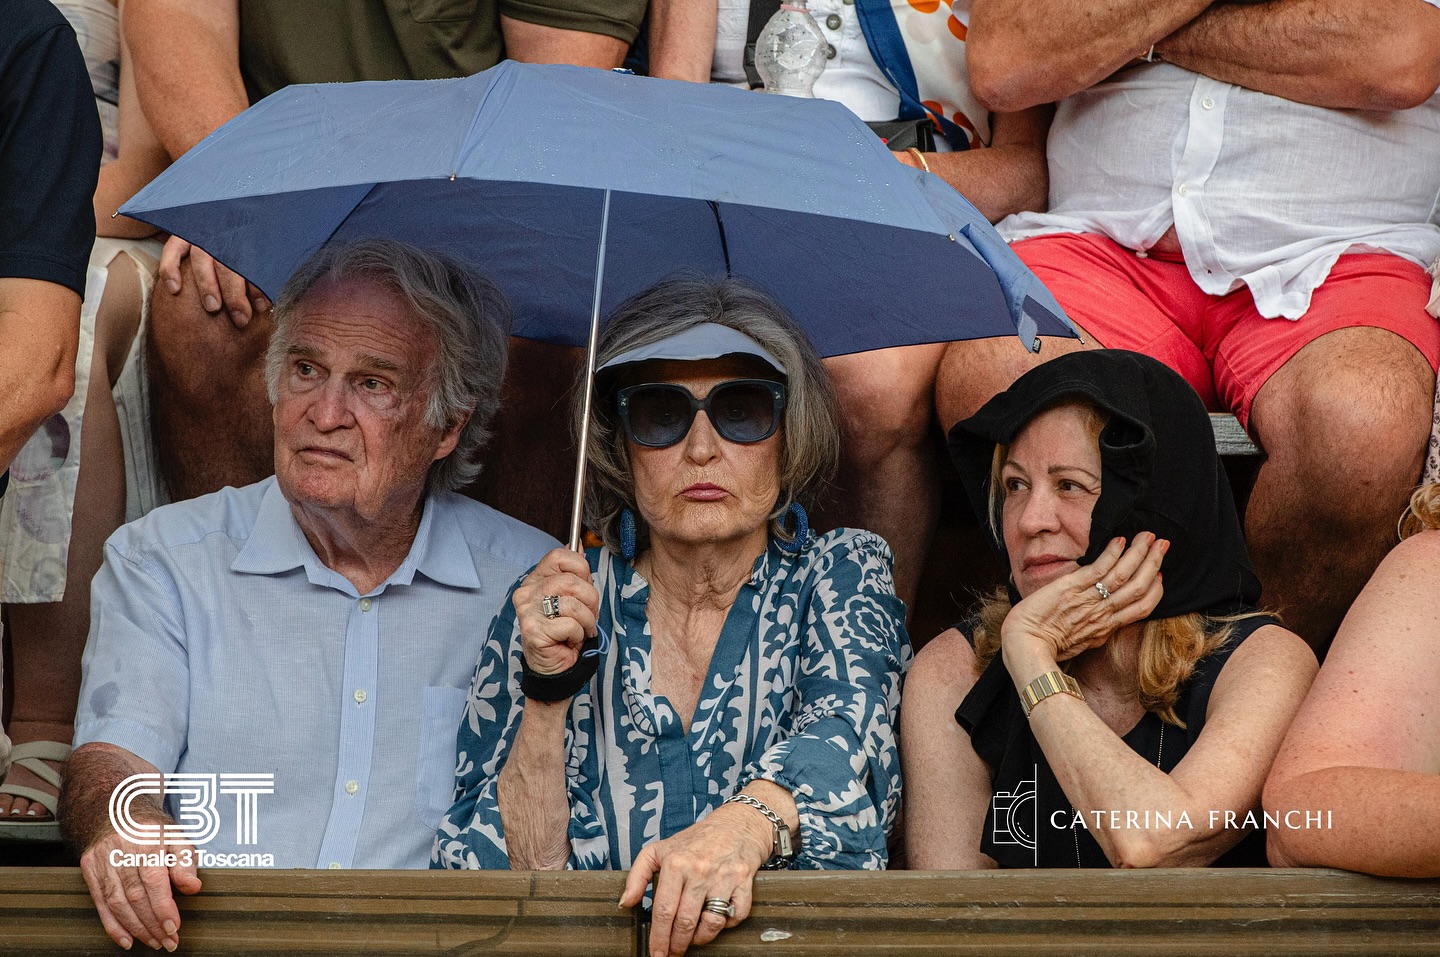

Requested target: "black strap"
[
  {"left": 743, "top": 0, "right": 784, "bottom": 89},
  {"left": 520, "top": 633, "right": 604, "bottom": 703}
]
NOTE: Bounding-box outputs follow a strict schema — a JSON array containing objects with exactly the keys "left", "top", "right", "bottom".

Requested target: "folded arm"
[
  {"left": 1157, "top": 0, "right": 1440, "bottom": 110},
  {"left": 1264, "top": 531, "right": 1440, "bottom": 877},
  {"left": 966, "top": 0, "right": 1213, "bottom": 111},
  {"left": 1021, "top": 624, "right": 1316, "bottom": 866}
]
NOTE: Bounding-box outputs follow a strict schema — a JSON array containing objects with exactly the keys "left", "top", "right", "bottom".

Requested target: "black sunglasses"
[{"left": 615, "top": 379, "right": 787, "bottom": 448}]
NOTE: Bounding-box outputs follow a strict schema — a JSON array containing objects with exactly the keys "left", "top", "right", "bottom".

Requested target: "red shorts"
[{"left": 1013, "top": 233, "right": 1440, "bottom": 428}]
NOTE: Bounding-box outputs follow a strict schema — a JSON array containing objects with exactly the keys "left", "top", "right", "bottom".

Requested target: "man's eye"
[
  {"left": 296, "top": 362, "right": 315, "bottom": 376},
  {"left": 363, "top": 379, "right": 384, "bottom": 391}
]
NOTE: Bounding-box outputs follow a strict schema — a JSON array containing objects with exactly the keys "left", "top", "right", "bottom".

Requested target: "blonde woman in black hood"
[{"left": 902, "top": 350, "right": 1316, "bottom": 869}]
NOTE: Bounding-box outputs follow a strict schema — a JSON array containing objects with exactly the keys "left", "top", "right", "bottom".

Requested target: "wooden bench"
[
  {"left": 3, "top": 868, "right": 1435, "bottom": 956},
  {"left": 1212, "top": 413, "right": 1262, "bottom": 458}
]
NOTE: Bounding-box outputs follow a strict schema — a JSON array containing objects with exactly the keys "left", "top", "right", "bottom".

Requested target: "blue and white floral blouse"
[{"left": 432, "top": 528, "right": 911, "bottom": 872}]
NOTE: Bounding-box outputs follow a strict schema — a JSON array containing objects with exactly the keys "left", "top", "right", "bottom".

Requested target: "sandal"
[{"left": 0, "top": 740, "right": 68, "bottom": 842}]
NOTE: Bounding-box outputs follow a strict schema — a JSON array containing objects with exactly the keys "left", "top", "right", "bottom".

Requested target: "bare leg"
[
  {"left": 1, "top": 256, "right": 142, "bottom": 819},
  {"left": 147, "top": 279, "right": 274, "bottom": 500},
  {"left": 936, "top": 332, "right": 1096, "bottom": 432},
  {"left": 1246, "top": 327, "right": 1435, "bottom": 653},
  {"left": 817, "top": 345, "right": 946, "bottom": 610}
]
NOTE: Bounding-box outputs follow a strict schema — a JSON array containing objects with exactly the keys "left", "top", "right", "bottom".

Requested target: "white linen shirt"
[
  {"left": 1000, "top": 57, "right": 1440, "bottom": 319},
  {"left": 73, "top": 476, "right": 556, "bottom": 869}
]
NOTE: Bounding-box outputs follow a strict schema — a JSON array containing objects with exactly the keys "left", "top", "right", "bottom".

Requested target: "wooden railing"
[{"left": 3, "top": 868, "right": 1436, "bottom": 956}]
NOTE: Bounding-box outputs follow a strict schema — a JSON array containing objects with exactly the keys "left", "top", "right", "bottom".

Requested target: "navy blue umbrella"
[{"left": 121, "top": 61, "right": 1076, "bottom": 545}]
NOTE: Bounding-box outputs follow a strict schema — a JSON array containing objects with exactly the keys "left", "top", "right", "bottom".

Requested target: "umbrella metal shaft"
[{"left": 568, "top": 190, "right": 612, "bottom": 552}]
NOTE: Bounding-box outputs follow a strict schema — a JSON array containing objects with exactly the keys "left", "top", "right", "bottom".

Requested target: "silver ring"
[
  {"left": 541, "top": 595, "right": 562, "bottom": 619},
  {"left": 1094, "top": 581, "right": 1111, "bottom": 600},
  {"left": 702, "top": 898, "right": 736, "bottom": 919}
]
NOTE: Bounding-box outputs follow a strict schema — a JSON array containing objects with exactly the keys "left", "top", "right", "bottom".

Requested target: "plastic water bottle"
[{"left": 754, "top": 1, "right": 827, "bottom": 98}]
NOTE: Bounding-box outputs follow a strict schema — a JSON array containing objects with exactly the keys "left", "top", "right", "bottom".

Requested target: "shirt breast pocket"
[{"left": 415, "top": 685, "right": 469, "bottom": 829}]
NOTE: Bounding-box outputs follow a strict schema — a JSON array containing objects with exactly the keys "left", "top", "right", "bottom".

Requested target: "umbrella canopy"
[{"left": 119, "top": 61, "right": 1074, "bottom": 359}]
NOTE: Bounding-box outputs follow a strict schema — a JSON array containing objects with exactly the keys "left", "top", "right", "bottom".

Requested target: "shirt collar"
[{"left": 231, "top": 479, "right": 481, "bottom": 592}]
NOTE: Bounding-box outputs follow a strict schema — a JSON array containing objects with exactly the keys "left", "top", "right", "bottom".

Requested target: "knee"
[
  {"left": 1258, "top": 339, "right": 1432, "bottom": 487},
  {"left": 826, "top": 348, "right": 940, "bottom": 459},
  {"left": 936, "top": 336, "right": 1071, "bottom": 429},
  {"left": 149, "top": 291, "right": 274, "bottom": 398}
]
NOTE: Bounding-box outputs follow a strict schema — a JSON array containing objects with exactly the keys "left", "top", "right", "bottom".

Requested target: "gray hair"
[
  {"left": 582, "top": 275, "right": 841, "bottom": 554},
  {"left": 264, "top": 239, "right": 512, "bottom": 492}
]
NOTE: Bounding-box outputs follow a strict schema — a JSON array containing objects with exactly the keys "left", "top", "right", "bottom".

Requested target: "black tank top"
[{"left": 954, "top": 614, "right": 1276, "bottom": 868}]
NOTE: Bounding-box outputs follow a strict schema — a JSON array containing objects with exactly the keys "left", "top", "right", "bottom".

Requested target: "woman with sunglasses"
[{"left": 433, "top": 277, "right": 910, "bottom": 957}]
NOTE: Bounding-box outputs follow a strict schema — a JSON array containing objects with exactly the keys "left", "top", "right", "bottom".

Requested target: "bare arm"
[
  {"left": 966, "top": 0, "right": 1213, "bottom": 111},
  {"left": 1022, "top": 624, "right": 1315, "bottom": 866},
  {"left": 1157, "top": 0, "right": 1440, "bottom": 110},
  {"left": 0, "top": 279, "right": 79, "bottom": 473},
  {"left": 96, "top": 0, "right": 170, "bottom": 238},
  {"left": 495, "top": 548, "right": 600, "bottom": 868},
  {"left": 501, "top": 16, "right": 630, "bottom": 68},
  {"left": 495, "top": 699, "right": 574, "bottom": 868},
  {"left": 646, "top": 0, "right": 718, "bottom": 82},
  {"left": 59, "top": 743, "right": 201, "bottom": 953},
  {"left": 1264, "top": 530, "right": 1440, "bottom": 877},
  {"left": 123, "top": 0, "right": 245, "bottom": 159},
  {"left": 900, "top": 630, "right": 999, "bottom": 869},
  {"left": 1001, "top": 536, "right": 1317, "bottom": 867},
  {"left": 896, "top": 106, "right": 1052, "bottom": 224}
]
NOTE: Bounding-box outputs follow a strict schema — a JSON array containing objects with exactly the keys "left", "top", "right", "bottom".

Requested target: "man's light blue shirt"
[{"left": 74, "top": 476, "right": 557, "bottom": 868}]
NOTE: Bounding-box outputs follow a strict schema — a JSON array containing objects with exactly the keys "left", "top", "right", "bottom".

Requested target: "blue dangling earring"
[
  {"left": 776, "top": 501, "right": 810, "bottom": 554},
  {"left": 619, "top": 508, "right": 637, "bottom": 562}
]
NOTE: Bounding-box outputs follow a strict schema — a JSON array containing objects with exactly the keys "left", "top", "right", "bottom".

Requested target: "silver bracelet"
[{"left": 723, "top": 792, "right": 797, "bottom": 869}]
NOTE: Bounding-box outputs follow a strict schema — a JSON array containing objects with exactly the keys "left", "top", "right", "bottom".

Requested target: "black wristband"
[{"left": 520, "top": 633, "right": 604, "bottom": 702}]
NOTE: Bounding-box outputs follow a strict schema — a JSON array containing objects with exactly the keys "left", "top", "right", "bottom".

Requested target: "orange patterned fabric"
[{"left": 889, "top": 0, "right": 987, "bottom": 145}]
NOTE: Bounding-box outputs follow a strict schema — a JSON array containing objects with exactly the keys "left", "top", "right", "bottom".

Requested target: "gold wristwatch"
[{"left": 1020, "top": 670, "right": 1084, "bottom": 718}]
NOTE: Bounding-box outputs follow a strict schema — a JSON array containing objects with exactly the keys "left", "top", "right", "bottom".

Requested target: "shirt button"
[
  {"left": 345, "top": 780, "right": 358, "bottom": 795},
  {"left": 328, "top": 862, "right": 342, "bottom": 870},
  {"left": 825, "top": 13, "right": 842, "bottom": 29},
  {"left": 1177, "top": 183, "right": 1191, "bottom": 197},
  {"left": 1201, "top": 96, "right": 1215, "bottom": 110},
  {"left": 359, "top": 598, "right": 372, "bottom": 612},
  {"left": 825, "top": 43, "right": 837, "bottom": 59},
  {"left": 353, "top": 689, "right": 367, "bottom": 703}
]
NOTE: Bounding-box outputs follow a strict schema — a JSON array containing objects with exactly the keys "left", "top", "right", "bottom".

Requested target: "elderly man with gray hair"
[{"left": 58, "top": 239, "right": 557, "bottom": 953}]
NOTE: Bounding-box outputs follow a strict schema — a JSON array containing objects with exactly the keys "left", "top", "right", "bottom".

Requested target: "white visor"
[{"left": 597, "top": 322, "right": 786, "bottom": 375}]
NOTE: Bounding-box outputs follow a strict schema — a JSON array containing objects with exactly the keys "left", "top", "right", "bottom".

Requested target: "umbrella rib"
[
  {"left": 707, "top": 201, "right": 732, "bottom": 277},
  {"left": 568, "top": 189, "right": 613, "bottom": 552}
]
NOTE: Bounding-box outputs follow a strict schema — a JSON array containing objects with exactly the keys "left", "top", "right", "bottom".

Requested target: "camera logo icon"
[{"left": 991, "top": 777, "right": 1037, "bottom": 850}]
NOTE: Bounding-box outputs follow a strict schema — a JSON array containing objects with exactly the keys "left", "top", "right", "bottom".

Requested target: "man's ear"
[{"left": 433, "top": 407, "right": 474, "bottom": 462}]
